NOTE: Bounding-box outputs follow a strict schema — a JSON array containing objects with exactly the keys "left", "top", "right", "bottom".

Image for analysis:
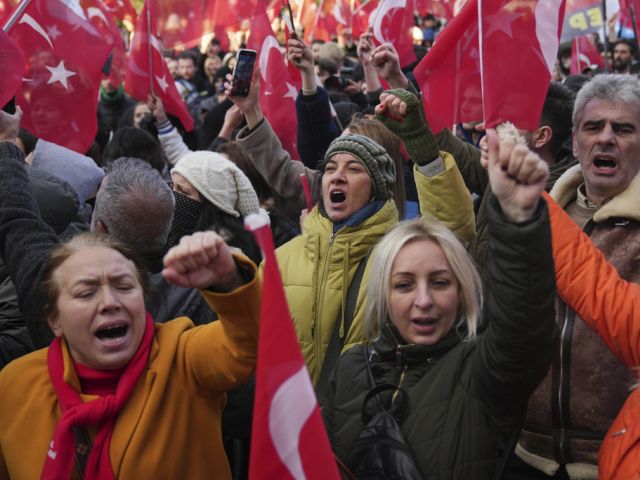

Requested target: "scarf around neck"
[{"left": 42, "top": 313, "right": 155, "bottom": 480}]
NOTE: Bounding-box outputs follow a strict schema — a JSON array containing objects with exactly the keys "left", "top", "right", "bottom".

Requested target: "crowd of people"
[{"left": 0, "top": 8, "right": 639, "bottom": 480}]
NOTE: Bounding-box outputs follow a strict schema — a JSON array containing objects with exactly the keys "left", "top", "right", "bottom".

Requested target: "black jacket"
[{"left": 323, "top": 198, "right": 558, "bottom": 479}]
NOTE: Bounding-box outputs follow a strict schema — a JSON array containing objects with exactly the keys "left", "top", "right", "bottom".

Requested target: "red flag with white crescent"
[
  {"left": 125, "top": 1, "right": 194, "bottom": 131},
  {"left": 246, "top": 214, "right": 341, "bottom": 480},
  {"left": 247, "top": 8, "right": 300, "bottom": 160},
  {"left": 368, "top": 0, "right": 417, "bottom": 67},
  {"left": 9, "top": 0, "right": 112, "bottom": 153},
  {"left": 480, "top": 0, "right": 566, "bottom": 130}
]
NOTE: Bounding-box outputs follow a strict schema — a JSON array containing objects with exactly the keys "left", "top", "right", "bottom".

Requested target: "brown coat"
[{"left": 518, "top": 167, "right": 640, "bottom": 476}]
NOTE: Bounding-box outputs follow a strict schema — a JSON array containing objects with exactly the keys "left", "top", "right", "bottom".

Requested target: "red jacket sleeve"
[{"left": 545, "top": 192, "right": 640, "bottom": 368}]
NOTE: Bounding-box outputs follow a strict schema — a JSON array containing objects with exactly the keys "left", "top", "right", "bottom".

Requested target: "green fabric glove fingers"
[{"left": 376, "top": 88, "right": 440, "bottom": 166}]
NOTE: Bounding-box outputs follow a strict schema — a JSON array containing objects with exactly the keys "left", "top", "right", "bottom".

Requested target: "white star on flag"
[
  {"left": 46, "top": 24, "right": 61, "bottom": 40},
  {"left": 155, "top": 75, "right": 169, "bottom": 92},
  {"left": 46, "top": 60, "right": 77, "bottom": 89},
  {"left": 483, "top": 2, "right": 525, "bottom": 38},
  {"left": 284, "top": 82, "right": 297, "bottom": 100}
]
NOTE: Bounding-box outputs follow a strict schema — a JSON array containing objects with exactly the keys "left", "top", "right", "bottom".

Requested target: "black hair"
[
  {"left": 539, "top": 82, "right": 575, "bottom": 158},
  {"left": 103, "top": 127, "right": 169, "bottom": 174}
]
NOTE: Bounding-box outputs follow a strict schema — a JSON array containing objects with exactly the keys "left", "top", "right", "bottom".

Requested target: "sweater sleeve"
[
  {"left": 473, "top": 197, "right": 558, "bottom": 415},
  {"left": 157, "top": 120, "right": 191, "bottom": 166},
  {"left": 414, "top": 152, "right": 475, "bottom": 244},
  {"left": 236, "top": 118, "right": 319, "bottom": 203},
  {"left": 0, "top": 142, "right": 58, "bottom": 348},
  {"left": 545, "top": 192, "right": 640, "bottom": 368},
  {"left": 435, "top": 128, "right": 489, "bottom": 197},
  {"left": 176, "top": 255, "right": 260, "bottom": 394},
  {"left": 296, "top": 87, "right": 341, "bottom": 169}
]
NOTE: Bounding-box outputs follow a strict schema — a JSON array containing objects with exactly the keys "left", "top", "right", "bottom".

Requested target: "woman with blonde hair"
[{"left": 322, "top": 133, "right": 559, "bottom": 479}]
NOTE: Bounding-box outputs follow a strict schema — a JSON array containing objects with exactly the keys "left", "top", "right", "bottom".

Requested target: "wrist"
[
  {"left": 244, "top": 107, "right": 264, "bottom": 130},
  {"left": 387, "top": 73, "right": 409, "bottom": 89},
  {"left": 500, "top": 204, "right": 536, "bottom": 224}
]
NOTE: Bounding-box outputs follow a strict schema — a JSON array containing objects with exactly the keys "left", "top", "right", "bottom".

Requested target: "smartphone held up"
[{"left": 230, "top": 49, "right": 257, "bottom": 97}]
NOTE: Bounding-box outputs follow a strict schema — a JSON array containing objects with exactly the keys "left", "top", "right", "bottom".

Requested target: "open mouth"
[
  {"left": 95, "top": 324, "right": 129, "bottom": 343},
  {"left": 329, "top": 190, "right": 346, "bottom": 204},
  {"left": 594, "top": 158, "right": 617, "bottom": 169}
]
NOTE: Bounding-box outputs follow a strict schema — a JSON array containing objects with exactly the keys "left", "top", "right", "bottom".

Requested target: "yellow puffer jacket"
[
  {"left": 272, "top": 151, "right": 475, "bottom": 385},
  {"left": 275, "top": 200, "right": 398, "bottom": 386}
]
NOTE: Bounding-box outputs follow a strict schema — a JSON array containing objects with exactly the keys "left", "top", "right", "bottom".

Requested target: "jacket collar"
[
  {"left": 550, "top": 164, "right": 640, "bottom": 222},
  {"left": 373, "top": 321, "right": 461, "bottom": 367}
]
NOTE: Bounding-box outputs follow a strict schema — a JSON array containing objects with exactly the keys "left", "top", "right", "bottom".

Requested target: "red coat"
[{"left": 546, "top": 192, "right": 640, "bottom": 479}]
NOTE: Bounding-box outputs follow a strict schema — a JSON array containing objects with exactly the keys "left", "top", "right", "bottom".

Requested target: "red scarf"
[{"left": 41, "top": 313, "right": 155, "bottom": 480}]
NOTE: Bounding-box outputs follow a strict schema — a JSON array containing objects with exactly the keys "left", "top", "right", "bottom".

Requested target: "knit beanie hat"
[
  {"left": 324, "top": 134, "right": 396, "bottom": 200},
  {"left": 171, "top": 151, "right": 260, "bottom": 218}
]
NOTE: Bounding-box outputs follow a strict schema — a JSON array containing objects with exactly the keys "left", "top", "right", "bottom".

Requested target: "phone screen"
[{"left": 231, "top": 49, "right": 257, "bottom": 97}]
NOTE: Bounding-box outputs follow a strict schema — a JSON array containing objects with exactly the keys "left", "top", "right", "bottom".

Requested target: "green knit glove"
[{"left": 376, "top": 88, "right": 440, "bottom": 166}]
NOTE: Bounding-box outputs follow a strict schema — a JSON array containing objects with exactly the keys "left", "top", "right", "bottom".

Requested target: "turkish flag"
[
  {"left": 480, "top": 0, "right": 566, "bottom": 130},
  {"left": 415, "top": 0, "right": 455, "bottom": 20},
  {"left": 80, "top": 0, "right": 126, "bottom": 87},
  {"left": 414, "top": 0, "right": 482, "bottom": 133},
  {"left": 101, "top": 0, "right": 136, "bottom": 29},
  {"left": 247, "top": 8, "right": 300, "bottom": 160},
  {"left": 369, "top": 0, "right": 417, "bottom": 67},
  {"left": 246, "top": 216, "right": 341, "bottom": 480},
  {"left": 570, "top": 34, "right": 603, "bottom": 74},
  {"left": 0, "top": 27, "right": 23, "bottom": 110},
  {"left": 352, "top": 0, "right": 378, "bottom": 39},
  {"left": 0, "top": 0, "right": 17, "bottom": 26},
  {"left": 9, "top": 0, "right": 112, "bottom": 153},
  {"left": 125, "top": 1, "right": 194, "bottom": 131}
]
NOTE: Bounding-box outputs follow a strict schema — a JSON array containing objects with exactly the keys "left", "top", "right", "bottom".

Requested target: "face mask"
[{"left": 165, "top": 190, "right": 203, "bottom": 249}]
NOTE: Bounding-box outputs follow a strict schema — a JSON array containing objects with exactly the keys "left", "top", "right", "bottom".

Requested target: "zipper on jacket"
[
  {"left": 392, "top": 365, "right": 408, "bottom": 406},
  {"left": 314, "top": 228, "right": 341, "bottom": 373},
  {"left": 557, "top": 308, "right": 569, "bottom": 460}
]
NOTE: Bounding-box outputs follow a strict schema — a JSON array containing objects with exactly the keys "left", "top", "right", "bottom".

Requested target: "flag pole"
[
  {"left": 309, "top": 0, "right": 325, "bottom": 40},
  {"left": 3, "top": 0, "right": 34, "bottom": 32},
  {"left": 369, "top": 0, "right": 385, "bottom": 33},
  {"left": 630, "top": 5, "right": 640, "bottom": 53},
  {"left": 285, "top": 0, "right": 298, "bottom": 38},
  {"left": 146, "top": 3, "right": 155, "bottom": 95},
  {"left": 601, "top": 0, "right": 610, "bottom": 72}
]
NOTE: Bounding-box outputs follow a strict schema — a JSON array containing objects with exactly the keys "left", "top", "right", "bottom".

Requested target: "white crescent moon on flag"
[
  {"left": 19, "top": 14, "right": 53, "bottom": 49},
  {"left": 268, "top": 367, "right": 316, "bottom": 480},
  {"left": 534, "top": 0, "right": 561, "bottom": 72},
  {"left": 333, "top": 3, "right": 347, "bottom": 25},
  {"left": 87, "top": 7, "right": 109, "bottom": 25},
  {"left": 259, "top": 36, "right": 281, "bottom": 82},
  {"left": 370, "top": 0, "right": 406, "bottom": 44},
  {"left": 128, "top": 56, "right": 148, "bottom": 77}
]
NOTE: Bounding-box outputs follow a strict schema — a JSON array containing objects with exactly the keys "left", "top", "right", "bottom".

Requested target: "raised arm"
[
  {"left": 545, "top": 192, "right": 640, "bottom": 367},
  {"left": 288, "top": 38, "right": 340, "bottom": 169},
  {"left": 0, "top": 109, "right": 59, "bottom": 348},
  {"left": 163, "top": 231, "right": 259, "bottom": 393},
  {"left": 149, "top": 94, "right": 191, "bottom": 166},
  {"left": 474, "top": 131, "right": 557, "bottom": 413},
  {"left": 227, "top": 66, "right": 319, "bottom": 203},
  {"left": 375, "top": 89, "right": 475, "bottom": 242}
]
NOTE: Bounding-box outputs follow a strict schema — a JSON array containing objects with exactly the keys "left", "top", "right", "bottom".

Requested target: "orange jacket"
[
  {"left": 0, "top": 258, "right": 260, "bottom": 480},
  {"left": 546, "top": 192, "right": 640, "bottom": 479}
]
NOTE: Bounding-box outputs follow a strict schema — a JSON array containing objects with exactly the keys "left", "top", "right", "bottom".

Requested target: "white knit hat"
[{"left": 171, "top": 151, "right": 260, "bottom": 218}]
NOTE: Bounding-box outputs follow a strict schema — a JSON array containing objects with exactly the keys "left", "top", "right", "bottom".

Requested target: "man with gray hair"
[
  {"left": 0, "top": 110, "right": 216, "bottom": 350},
  {"left": 513, "top": 74, "right": 640, "bottom": 479}
]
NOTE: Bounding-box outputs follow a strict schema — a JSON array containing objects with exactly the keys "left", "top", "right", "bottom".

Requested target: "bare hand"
[
  {"left": 0, "top": 107, "right": 23, "bottom": 143},
  {"left": 225, "top": 66, "right": 261, "bottom": 114},
  {"left": 357, "top": 31, "right": 375, "bottom": 65},
  {"left": 220, "top": 105, "right": 244, "bottom": 136},
  {"left": 147, "top": 94, "right": 168, "bottom": 123},
  {"left": 287, "top": 38, "right": 314, "bottom": 74},
  {"left": 486, "top": 129, "right": 548, "bottom": 223},
  {"left": 370, "top": 43, "right": 408, "bottom": 88},
  {"left": 162, "top": 231, "right": 242, "bottom": 291}
]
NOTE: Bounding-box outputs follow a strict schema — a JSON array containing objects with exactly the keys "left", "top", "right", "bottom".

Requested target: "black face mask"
[{"left": 166, "top": 190, "right": 203, "bottom": 249}]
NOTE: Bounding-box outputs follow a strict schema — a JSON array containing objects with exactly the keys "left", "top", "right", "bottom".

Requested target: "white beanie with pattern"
[{"left": 171, "top": 151, "right": 260, "bottom": 218}]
